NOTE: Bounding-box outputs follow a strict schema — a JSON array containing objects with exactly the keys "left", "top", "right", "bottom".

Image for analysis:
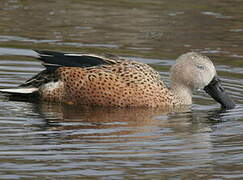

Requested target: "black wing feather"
[{"left": 34, "top": 50, "right": 112, "bottom": 70}]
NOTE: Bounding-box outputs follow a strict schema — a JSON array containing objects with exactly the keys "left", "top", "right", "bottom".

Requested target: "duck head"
[{"left": 170, "top": 52, "right": 235, "bottom": 109}]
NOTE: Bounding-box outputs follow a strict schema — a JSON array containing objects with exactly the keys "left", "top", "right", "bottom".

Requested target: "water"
[{"left": 0, "top": 0, "right": 243, "bottom": 179}]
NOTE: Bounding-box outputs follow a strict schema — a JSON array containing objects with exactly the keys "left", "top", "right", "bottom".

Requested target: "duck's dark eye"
[{"left": 197, "top": 65, "right": 205, "bottom": 70}]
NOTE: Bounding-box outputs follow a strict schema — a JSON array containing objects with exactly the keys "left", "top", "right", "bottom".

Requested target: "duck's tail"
[
  {"left": 0, "top": 87, "right": 39, "bottom": 102},
  {"left": 0, "top": 87, "right": 38, "bottom": 95}
]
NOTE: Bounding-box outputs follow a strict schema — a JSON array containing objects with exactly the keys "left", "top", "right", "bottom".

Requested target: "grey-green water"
[{"left": 0, "top": 0, "right": 243, "bottom": 179}]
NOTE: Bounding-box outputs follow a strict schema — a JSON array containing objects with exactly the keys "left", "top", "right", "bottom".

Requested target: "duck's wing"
[
  {"left": 35, "top": 50, "right": 117, "bottom": 71},
  {"left": 0, "top": 50, "right": 119, "bottom": 96}
]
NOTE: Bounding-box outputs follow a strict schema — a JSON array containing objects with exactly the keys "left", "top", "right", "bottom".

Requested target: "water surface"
[{"left": 0, "top": 0, "right": 243, "bottom": 179}]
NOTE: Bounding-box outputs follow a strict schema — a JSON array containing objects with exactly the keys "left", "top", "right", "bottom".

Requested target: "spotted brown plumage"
[
  {"left": 40, "top": 55, "right": 173, "bottom": 107},
  {"left": 0, "top": 51, "right": 235, "bottom": 109}
]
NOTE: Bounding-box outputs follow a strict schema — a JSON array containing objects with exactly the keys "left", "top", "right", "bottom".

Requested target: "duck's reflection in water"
[
  {"left": 34, "top": 102, "right": 220, "bottom": 170},
  {"left": 16, "top": 101, "right": 240, "bottom": 171},
  {"left": 34, "top": 103, "right": 191, "bottom": 141}
]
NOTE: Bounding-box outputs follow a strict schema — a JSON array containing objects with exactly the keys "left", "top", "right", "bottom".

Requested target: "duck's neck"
[{"left": 170, "top": 83, "right": 192, "bottom": 105}]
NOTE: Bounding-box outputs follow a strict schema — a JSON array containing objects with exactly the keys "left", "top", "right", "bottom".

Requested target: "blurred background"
[{"left": 0, "top": 0, "right": 243, "bottom": 179}]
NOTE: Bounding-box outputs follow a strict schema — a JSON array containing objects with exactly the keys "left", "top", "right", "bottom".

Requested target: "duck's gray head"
[{"left": 170, "top": 52, "right": 235, "bottom": 109}]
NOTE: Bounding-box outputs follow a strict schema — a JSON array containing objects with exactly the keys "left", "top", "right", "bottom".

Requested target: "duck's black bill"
[{"left": 204, "top": 76, "right": 235, "bottom": 109}]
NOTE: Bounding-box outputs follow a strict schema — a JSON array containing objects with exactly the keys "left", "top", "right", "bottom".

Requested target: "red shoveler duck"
[{"left": 0, "top": 51, "right": 235, "bottom": 109}]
